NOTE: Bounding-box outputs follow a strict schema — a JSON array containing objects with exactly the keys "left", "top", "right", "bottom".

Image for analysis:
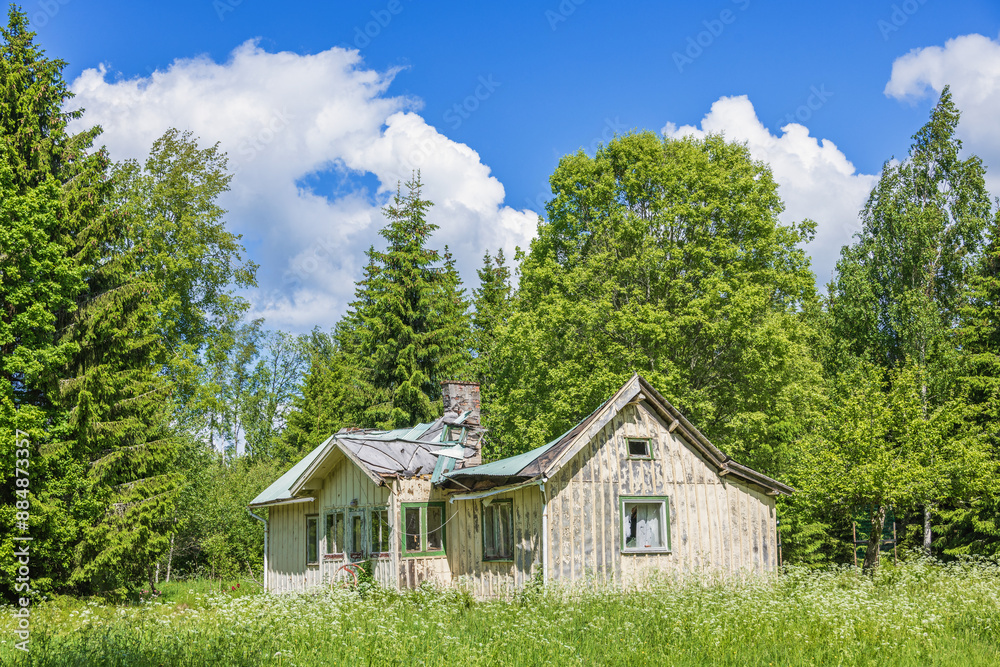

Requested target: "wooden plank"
[
  {"left": 741, "top": 486, "right": 751, "bottom": 574},
  {"left": 581, "top": 480, "right": 594, "bottom": 578},
  {"left": 751, "top": 489, "right": 762, "bottom": 570},
  {"left": 728, "top": 483, "right": 741, "bottom": 573},
  {"left": 707, "top": 480, "right": 721, "bottom": 570},
  {"left": 716, "top": 483, "right": 730, "bottom": 574},
  {"left": 760, "top": 493, "right": 771, "bottom": 570},
  {"left": 561, "top": 470, "right": 572, "bottom": 581}
]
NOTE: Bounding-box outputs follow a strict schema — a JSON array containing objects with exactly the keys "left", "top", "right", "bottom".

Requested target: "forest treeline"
[{"left": 2, "top": 8, "right": 999, "bottom": 599}]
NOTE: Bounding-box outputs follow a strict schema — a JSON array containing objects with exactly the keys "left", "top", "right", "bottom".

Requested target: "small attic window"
[
  {"left": 445, "top": 426, "right": 464, "bottom": 443},
  {"left": 627, "top": 438, "right": 652, "bottom": 459}
]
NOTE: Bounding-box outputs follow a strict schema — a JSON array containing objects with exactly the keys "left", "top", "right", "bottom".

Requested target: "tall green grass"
[{"left": 2, "top": 558, "right": 998, "bottom": 666}]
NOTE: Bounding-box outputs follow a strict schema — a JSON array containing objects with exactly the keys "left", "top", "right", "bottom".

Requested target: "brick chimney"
[{"left": 440, "top": 381, "right": 481, "bottom": 426}]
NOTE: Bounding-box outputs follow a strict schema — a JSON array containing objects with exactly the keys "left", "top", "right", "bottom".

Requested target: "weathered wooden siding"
[
  {"left": 317, "top": 452, "right": 394, "bottom": 589},
  {"left": 446, "top": 485, "right": 543, "bottom": 597},
  {"left": 544, "top": 402, "right": 778, "bottom": 585},
  {"left": 395, "top": 478, "right": 452, "bottom": 589},
  {"left": 266, "top": 499, "right": 322, "bottom": 593},
  {"left": 266, "top": 452, "right": 394, "bottom": 592}
]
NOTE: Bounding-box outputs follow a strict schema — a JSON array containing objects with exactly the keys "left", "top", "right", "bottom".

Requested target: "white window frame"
[{"left": 482, "top": 499, "right": 514, "bottom": 561}]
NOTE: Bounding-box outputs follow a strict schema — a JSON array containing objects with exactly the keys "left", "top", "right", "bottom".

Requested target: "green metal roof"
[{"left": 249, "top": 435, "right": 332, "bottom": 507}]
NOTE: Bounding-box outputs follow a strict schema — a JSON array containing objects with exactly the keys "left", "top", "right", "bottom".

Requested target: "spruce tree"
[
  {"left": 0, "top": 7, "right": 117, "bottom": 598},
  {"left": 942, "top": 211, "right": 1000, "bottom": 556},
  {"left": 346, "top": 173, "right": 470, "bottom": 428}
]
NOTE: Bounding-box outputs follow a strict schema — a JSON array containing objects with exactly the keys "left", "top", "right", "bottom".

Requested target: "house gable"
[
  {"left": 447, "top": 374, "right": 791, "bottom": 497},
  {"left": 545, "top": 396, "right": 778, "bottom": 579},
  {"left": 291, "top": 438, "right": 383, "bottom": 496}
]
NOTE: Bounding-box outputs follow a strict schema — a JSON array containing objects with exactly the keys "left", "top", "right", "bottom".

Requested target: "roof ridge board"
[{"left": 724, "top": 461, "right": 795, "bottom": 494}]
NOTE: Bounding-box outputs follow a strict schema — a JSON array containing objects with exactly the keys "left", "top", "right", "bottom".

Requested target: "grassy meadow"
[{"left": 1, "top": 558, "right": 998, "bottom": 666}]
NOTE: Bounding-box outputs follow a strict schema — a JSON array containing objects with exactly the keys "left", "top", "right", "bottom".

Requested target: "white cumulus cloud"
[
  {"left": 662, "top": 96, "right": 877, "bottom": 286},
  {"left": 69, "top": 40, "right": 538, "bottom": 332},
  {"left": 884, "top": 32, "right": 1000, "bottom": 196}
]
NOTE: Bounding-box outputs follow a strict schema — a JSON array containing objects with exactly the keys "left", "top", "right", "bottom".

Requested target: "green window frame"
[
  {"left": 626, "top": 437, "right": 653, "bottom": 460},
  {"left": 620, "top": 496, "right": 671, "bottom": 554},
  {"left": 306, "top": 514, "right": 319, "bottom": 565},
  {"left": 401, "top": 502, "right": 447, "bottom": 557},
  {"left": 482, "top": 499, "right": 514, "bottom": 561}
]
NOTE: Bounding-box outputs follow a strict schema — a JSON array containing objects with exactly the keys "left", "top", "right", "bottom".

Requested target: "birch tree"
[{"left": 826, "top": 87, "right": 994, "bottom": 553}]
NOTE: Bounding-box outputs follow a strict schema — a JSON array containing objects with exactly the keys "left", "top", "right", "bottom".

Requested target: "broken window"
[
  {"left": 370, "top": 508, "right": 390, "bottom": 554},
  {"left": 483, "top": 499, "right": 514, "bottom": 561},
  {"left": 620, "top": 497, "right": 670, "bottom": 552},
  {"left": 427, "top": 505, "right": 444, "bottom": 551},
  {"left": 404, "top": 506, "right": 422, "bottom": 552},
  {"left": 627, "top": 438, "right": 652, "bottom": 459},
  {"left": 325, "top": 511, "right": 345, "bottom": 555},
  {"left": 306, "top": 515, "right": 319, "bottom": 565},
  {"left": 402, "top": 502, "right": 447, "bottom": 556}
]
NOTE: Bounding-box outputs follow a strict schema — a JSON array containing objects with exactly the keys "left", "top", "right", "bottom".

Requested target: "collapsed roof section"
[{"left": 249, "top": 406, "right": 484, "bottom": 508}]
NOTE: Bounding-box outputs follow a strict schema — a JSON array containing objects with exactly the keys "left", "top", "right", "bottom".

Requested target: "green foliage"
[
  {"left": 794, "top": 361, "right": 990, "bottom": 568},
  {"left": 471, "top": 248, "right": 514, "bottom": 392},
  {"left": 114, "top": 128, "right": 258, "bottom": 354},
  {"left": 0, "top": 7, "right": 125, "bottom": 598},
  {"left": 281, "top": 329, "right": 379, "bottom": 457},
  {"left": 813, "top": 88, "right": 998, "bottom": 565},
  {"left": 485, "top": 131, "right": 823, "bottom": 471},
  {"left": 164, "top": 449, "right": 282, "bottom": 581},
  {"left": 341, "top": 173, "right": 471, "bottom": 428}
]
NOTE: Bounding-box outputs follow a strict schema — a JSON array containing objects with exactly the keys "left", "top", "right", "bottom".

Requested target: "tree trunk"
[
  {"left": 165, "top": 533, "right": 175, "bottom": 583},
  {"left": 923, "top": 504, "right": 933, "bottom": 554},
  {"left": 862, "top": 505, "right": 886, "bottom": 575},
  {"left": 920, "top": 365, "right": 933, "bottom": 555}
]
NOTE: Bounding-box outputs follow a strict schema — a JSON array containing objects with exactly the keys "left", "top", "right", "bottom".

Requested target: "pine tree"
[
  {"left": 346, "top": 173, "right": 470, "bottom": 428},
  {"left": 470, "top": 249, "right": 513, "bottom": 445}
]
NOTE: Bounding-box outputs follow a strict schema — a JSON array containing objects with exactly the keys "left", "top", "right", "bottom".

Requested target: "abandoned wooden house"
[{"left": 249, "top": 375, "right": 793, "bottom": 595}]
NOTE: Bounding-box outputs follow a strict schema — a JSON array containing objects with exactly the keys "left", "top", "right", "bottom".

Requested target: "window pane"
[
  {"left": 628, "top": 439, "right": 649, "bottom": 457},
  {"left": 371, "top": 509, "right": 389, "bottom": 553},
  {"left": 426, "top": 506, "right": 444, "bottom": 552},
  {"left": 351, "top": 514, "right": 364, "bottom": 556},
  {"left": 637, "top": 503, "right": 662, "bottom": 548},
  {"left": 625, "top": 505, "right": 638, "bottom": 548},
  {"left": 326, "top": 512, "right": 345, "bottom": 554},
  {"left": 306, "top": 517, "right": 318, "bottom": 563},
  {"left": 405, "top": 507, "right": 421, "bottom": 552},
  {"left": 483, "top": 504, "right": 496, "bottom": 558},
  {"left": 624, "top": 501, "right": 665, "bottom": 550},
  {"left": 499, "top": 503, "right": 514, "bottom": 559}
]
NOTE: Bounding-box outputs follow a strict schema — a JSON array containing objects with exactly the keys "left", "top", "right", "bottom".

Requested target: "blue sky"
[{"left": 28, "top": 0, "right": 1000, "bottom": 331}]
